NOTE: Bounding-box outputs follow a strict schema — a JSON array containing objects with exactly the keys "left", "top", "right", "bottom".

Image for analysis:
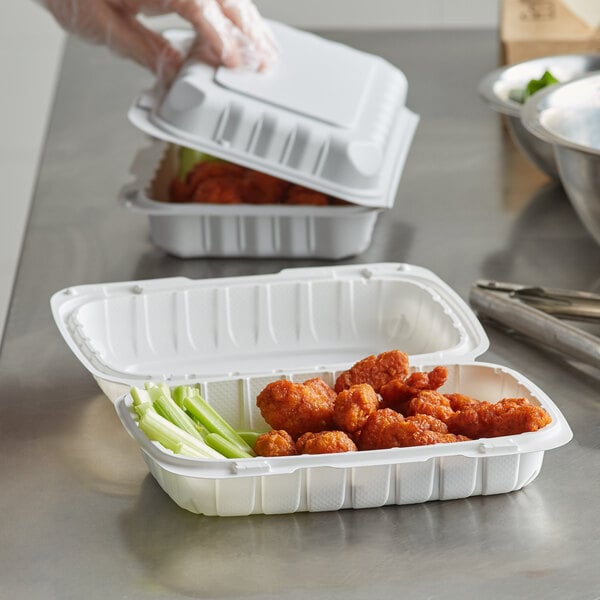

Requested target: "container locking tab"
[
  {"left": 477, "top": 439, "right": 520, "bottom": 455},
  {"left": 231, "top": 460, "right": 271, "bottom": 475}
]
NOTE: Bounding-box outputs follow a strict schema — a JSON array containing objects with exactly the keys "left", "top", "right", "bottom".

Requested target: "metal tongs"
[{"left": 469, "top": 280, "right": 600, "bottom": 368}]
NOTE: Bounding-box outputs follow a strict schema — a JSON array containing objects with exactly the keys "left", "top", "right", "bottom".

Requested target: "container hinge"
[{"left": 231, "top": 460, "right": 271, "bottom": 475}]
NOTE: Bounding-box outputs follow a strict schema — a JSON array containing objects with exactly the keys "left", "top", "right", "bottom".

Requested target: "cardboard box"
[{"left": 501, "top": 0, "right": 600, "bottom": 64}]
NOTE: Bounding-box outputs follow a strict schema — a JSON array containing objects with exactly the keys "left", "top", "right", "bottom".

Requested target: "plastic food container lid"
[
  {"left": 50, "top": 263, "right": 489, "bottom": 395},
  {"left": 128, "top": 23, "right": 419, "bottom": 208}
]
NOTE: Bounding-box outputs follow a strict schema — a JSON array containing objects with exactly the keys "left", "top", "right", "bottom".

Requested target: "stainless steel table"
[{"left": 2, "top": 29, "right": 600, "bottom": 599}]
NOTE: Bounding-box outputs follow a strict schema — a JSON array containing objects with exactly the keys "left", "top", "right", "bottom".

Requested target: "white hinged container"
[
  {"left": 122, "top": 24, "right": 419, "bottom": 258},
  {"left": 120, "top": 140, "right": 384, "bottom": 259},
  {"left": 50, "top": 263, "right": 572, "bottom": 516}
]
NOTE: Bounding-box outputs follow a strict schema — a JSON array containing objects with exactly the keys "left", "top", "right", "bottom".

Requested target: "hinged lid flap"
[
  {"left": 127, "top": 23, "right": 419, "bottom": 208},
  {"left": 51, "top": 264, "right": 489, "bottom": 389},
  {"left": 214, "top": 25, "right": 375, "bottom": 128}
]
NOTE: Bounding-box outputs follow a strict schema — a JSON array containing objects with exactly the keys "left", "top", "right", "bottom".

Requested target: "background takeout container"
[
  {"left": 521, "top": 72, "right": 600, "bottom": 247},
  {"left": 51, "top": 263, "right": 572, "bottom": 516},
  {"left": 121, "top": 141, "right": 383, "bottom": 259},
  {"left": 122, "top": 23, "right": 418, "bottom": 258},
  {"left": 478, "top": 53, "right": 600, "bottom": 179}
]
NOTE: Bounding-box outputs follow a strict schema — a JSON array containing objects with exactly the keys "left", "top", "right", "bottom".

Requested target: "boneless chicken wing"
[
  {"left": 242, "top": 170, "right": 290, "bottom": 204},
  {"left": 169, "top": 178, "right": 190, "bottom": 203},
  {"left": 284, "top": 185, "right": 330, "bottom": 205},
  {"left": 193, "top": 178, "right": 244, "bottom": 204},
  {"left": 170, "top": 157, "right": 346, "bottom": 205},
  {"left": 332, "top": 383, "right": 379, "bottom": 433},
  {"left": 358, "top": 408, "right": 404, "bottom": 450},
  {"left": 296, "top": 431, "right": 357, "bottom": 454},
  {"left": 359, "top": 408, "right": 467, "bottom": 450},
  {"left": 253, "top": 351, "right": 553, "bottom": 458},
  {"left": 380, "top": 366, "right": 448, "bottom": 413},
  {"left": 256, "top": 378, "right": 335, "bottom": 439},
  {"left": 447, "top": 397, "right": 551, "bottom": 439},
  {"left": 407, "top": 390, "right": 455, "bottom": 422},
  {"left": 187, "top": 161, "right": 245, "bottom": 188},
  {"left": 254, "top": 430, "right": 298, "bottom": 457},
  {"left": 334, "top": 350, "right": 410, "bottom": 393},
  {"left": 445, "top": 393, "right": 479, "bottom": 412},
  {"left": 304, "top": 377, "right": 338, "bottom": 405}
]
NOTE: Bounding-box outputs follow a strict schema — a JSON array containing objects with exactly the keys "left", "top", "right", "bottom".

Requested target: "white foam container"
[
  {"left": 122, "top": 24, "right": 419, "bottom": 258},
  {"left": 50, "top": 263, "right": 572, "bottom": 516}
]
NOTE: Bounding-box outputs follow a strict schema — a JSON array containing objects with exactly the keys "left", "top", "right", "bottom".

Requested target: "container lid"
[
  {"left": 128, "top": 23, "right": 419, "bottom": 208},
  {"left": 50, "top": 263, "right": 489, "bottom": 390}
]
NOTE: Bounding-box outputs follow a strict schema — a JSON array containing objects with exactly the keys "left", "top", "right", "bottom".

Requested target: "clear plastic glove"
[{"left": 41, "top": 0, "right": 278, "bottom": 82}]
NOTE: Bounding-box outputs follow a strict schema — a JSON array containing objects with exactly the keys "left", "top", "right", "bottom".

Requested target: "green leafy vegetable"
[
  {"left": 509, "top": 70, "right": 559, "bottom": 104},
  {"left": 524, "top": 70, "right": 559, "bottom": 100}
]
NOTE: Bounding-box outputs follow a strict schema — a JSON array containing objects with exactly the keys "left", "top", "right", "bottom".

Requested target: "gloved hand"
[{"left": 41, "top": 0, "right": 278, "bottom": 82}]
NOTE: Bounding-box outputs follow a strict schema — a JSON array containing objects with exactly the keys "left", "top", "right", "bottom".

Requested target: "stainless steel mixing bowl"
[
  {"left": 521, "top": 73, "right": 600, "bottom": 246},
  {"left": 478, "top": 54, "right": 600, "bottom": 179}
]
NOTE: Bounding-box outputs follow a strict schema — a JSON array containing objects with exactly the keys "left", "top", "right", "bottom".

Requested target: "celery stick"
[
  {"left": 172, "top": 385, "right": 210, "bottom": 437},
  {"left": 178, "top": 147, "right": 203, "bottom": 180},
  {"left": 171, "top": 384, "right": 191, "bottom": 409},
  {"left": 177, "top": 146, "right": 221, "bottom": 180},
  {"left": 193, "top": 421, "right": 210, "bottom": 438},
  {"left": 131, "top": 386, "right": 152, "bottom": 407},
  {"left": 133, "top": 401, "right": 152, "bottom": 419},
  {"left": 236, "top": 431, "right": 264, "bottom": 448},
  {"left": 179, "top": 387, "right": 255, "bottom": 455},
  {"left": 145, "top": 383, "right": 206, "bottom": 442},
  {"left": 205, "top": 433, "right": 255, "bottom": 459},
  {"left": 138, "top": 407, "right": 223, "bottom": 459},
  {"left": 131, "top": 386, "right": 153, "bottom": 419}
]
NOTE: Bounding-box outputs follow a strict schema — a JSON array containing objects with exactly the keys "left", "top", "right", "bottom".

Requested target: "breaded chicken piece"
[
  {"left": 334, "top": 350, "right": 410, "bottom": 394},
  {"left": 329, "top": 198, "right": 351, "bottom": 206},
  {"left": 256, "top": 378, "right": 335, "bottom": 439},
  {"left": 445, "top": 393, "right": 479, "bottom": 412},
  {"left": 358, "top": 408, "right": 405, "bottom": 450},
  {"left": 407, "top": 390, "right": 454, "bottom": 423},
  {"left": 332, "top": 383, "right": 379, "bottom": 433},
  {"left": 242, "top": 170, "right": 289, "bottom": 204},
  {"left": 447, "top": 397, "right": 551, "bottom": 438},
  {"left": 186, "top": 161, "right": 244, "bottom": 188},
  {"left": 405, "top": 413, "right": 449, "bottom": 433},
  {"left": 304, "top": 377, "right": 338, "bottom": 405},
  {"left": 192, "top": 177, "right": 244, "bottom": 204},
  {"left": 254, "top": 430, "right": 298, "bottom": 457},
  {"left": 360, "top": 409, "right": 468, "bottom": 450},
  {"left": 296, "top": 431, "right": 357, "bottom": 454},
  {"left": 380, "top": 366, "right": 448, "bottom": 413},
  {"left": 284, "top": 185, "right": 330, "bottom": 206},
  {"left": 169, "top": 178, "right": 191, "bottom": 203}
]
